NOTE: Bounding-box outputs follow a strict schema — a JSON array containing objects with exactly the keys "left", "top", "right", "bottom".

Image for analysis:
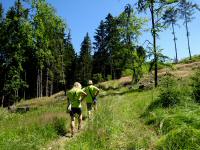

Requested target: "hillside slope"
[{"left": 0, "top": 60, "right": 200, "bottom": 150}]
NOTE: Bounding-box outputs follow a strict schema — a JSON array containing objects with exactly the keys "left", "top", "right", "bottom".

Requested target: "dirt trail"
[{"left": 41, "top": 120, "right": 87, "bottom": 150}]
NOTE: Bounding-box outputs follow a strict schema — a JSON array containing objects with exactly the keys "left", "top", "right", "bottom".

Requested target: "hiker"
[
  {"left": 67, "top": 82, "right": 87, "bottom": 137},
  {"left": 83, "top": 80, "right": 100, "bottom": 119}
]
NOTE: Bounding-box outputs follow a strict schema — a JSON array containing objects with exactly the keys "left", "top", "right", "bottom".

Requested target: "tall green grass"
[
  {"left": 1, "top": 66, "right": 200, "bottom": 149},
  {"left": 65, "top": 89, "right": 158, "bottom": 150},
  {"left": 0, "top": 98, "right": 69, "bottom": 150},
  {"left": 143, "top": 72, "right": 200, "bottom": 149}
]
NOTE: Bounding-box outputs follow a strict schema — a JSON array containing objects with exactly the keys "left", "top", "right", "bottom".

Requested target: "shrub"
[
  {"left": 191, "top": 68, "right": 200, "bottom": 103},
  {"left": 146, "top": 75, "right": 182, "bottom": 111},
  {"left": 122, "top": 69, "right": 133, "bottom": 77},
  {"left": 159, "top": 75, "right": 182, "bottom": 107},
  {"left": 156, "top": 126, "right": 200, "bottom": 150},
  {"left": 92, "top": 73, "right": 104, "bottom": 84},
  {"left": 107, "top": 75, "right": 112, "bottom": 80},
  {"left": 52, "top": 117, "right": 67, "bottom": 136}
]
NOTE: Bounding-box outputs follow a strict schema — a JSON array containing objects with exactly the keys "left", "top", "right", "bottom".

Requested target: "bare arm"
[
  {"left": 81, "top": 92, "right": 87, "bottom": 101},
  {"left": 95, "top": 90, "right": 99, "bottom": 97}
]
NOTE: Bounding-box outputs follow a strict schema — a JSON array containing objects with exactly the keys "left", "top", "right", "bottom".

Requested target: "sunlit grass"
[
  {"left": 65, "top": 89, "right": 159, "bottom": 150},
  {"left": 0, "top": 95, "right": 69, "bottom": 150}
]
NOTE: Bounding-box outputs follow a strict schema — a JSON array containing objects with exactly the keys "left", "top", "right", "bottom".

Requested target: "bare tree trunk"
[
  {"left": 113, "top": 68, "right": 116, "bottom": 79},
  {"left": 185, "top": 14, "right": 192, "bottom": 60},
  {"left": 131, "top": 55, "right": 136, "bottom": 83},
  {"left": 110, "top": 51, "right": 113, "bottom": 79},
  {"left": 40, "top": 69, "right": 43, "bottom": 97},
  {"left": 16, "top": 90, "right": 18, "bottom": 98},
  {"left": 61, "top": 55, "right": 66, "bottom": 95},
  {"left": 150, "top": 3, "right": 158, "bottom": 87},
  {"left": 1, "top": 95, "right": 4, "bottom": 107},
  {"left": 46, "top": 68, "right": 49, "bottom": 96},
  {"left": 172, "top": 23, "right": 178, "bottom": 63},
  {"left": 50, "top": 83, "right": 53, "bottom": 96},
  {"left": 37, "top": 69, "right": 39, "bottom": 98},
  {"left": 24, "top": 71, "right": 26, "bottom": 99}
]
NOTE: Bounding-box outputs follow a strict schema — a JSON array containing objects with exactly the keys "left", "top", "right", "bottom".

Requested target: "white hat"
[{"left": 88, "top": 80, "right": 93, "bottom": 85}]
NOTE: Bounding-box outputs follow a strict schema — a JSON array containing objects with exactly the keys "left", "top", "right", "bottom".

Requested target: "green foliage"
[
  {"left": 79, "top": 33, "right": 92, "bottom": 83},
  {"left": 92, "top": 73, "right": 104, "bottom": 84},
  {"left": 106, "top": 74, "right": 112, "bottom": 81},
  {"left": 122, "top": 69, "right": 133, "bottom": 76},
  {"left": 118, "top": 6, "right": 146, "bottom": 82},
  {"left": 148, "top": 75, "right": 181, "bottom": 109},
  {"left": 93, "top": 9, "right": 145, "bottom": 81},
  {"left": 156, "top": 126, "right": 200, "bottom": 150},
  {"left": 0, "top": 97, "right": 68, "bottom": 150},
  {"left": 0, "top": 0, "right": 31, "bottom": 104},
  {"left": 191, "top": 68, "right": 200, "bottom": 103},
  {"left": 64, "top": 31, "right": 76, "bottom": 88},
  {"left": 52, "top": 117, "right": 67, "bottom": 136},
  {"left": 142, "top": 75, "right": 200, "bottom": 149},
  {"left": 179, "top": 54, "right": 200, "bottom": 64},
  {"left": 158, "top": 75, "right": 181, "bottom": 107},
  {"left": 93, "top": 20, "right": 109, "bottom": 79},
  {"left": 0, "top": 0, "right": 71, "bottom": 103},
  {"left": 137, "top": 0, "right": 179, "bottom": 87},
  {"left": 65, "top": 89, "right": 158, "bottom": 150}
]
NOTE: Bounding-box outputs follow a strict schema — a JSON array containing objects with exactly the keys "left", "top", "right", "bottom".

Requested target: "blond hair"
[{"left": 73, "top": 82, "right": 82, "bottom": 89}]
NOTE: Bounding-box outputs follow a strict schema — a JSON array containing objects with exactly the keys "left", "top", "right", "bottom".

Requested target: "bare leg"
[
  {"left": 88, "top": 110, "right": 92, "bottom": 119},
  {"left": 71, "top": 117, "right": 75, "bottom": 137},
  {"left": 78, "top": 114, "right": 82, "bottom": 130},
  {"left": 94, "top": 103, "right": 97, "bottom": 111}
]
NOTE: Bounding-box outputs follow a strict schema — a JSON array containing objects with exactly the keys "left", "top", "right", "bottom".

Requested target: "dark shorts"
[
  {"left": 70, "top": 107, "right": 82, "bottom": 118},
  {"left": 86, "top": 103, "right": 93, "bottom": 111},
  {"left": 86, "top": 100, "right": 97, "bottom": 111}
]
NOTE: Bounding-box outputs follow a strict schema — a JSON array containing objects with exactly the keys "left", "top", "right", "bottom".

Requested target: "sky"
[{"left": 1, "top": 0, "right": 200, "bottom": 60}]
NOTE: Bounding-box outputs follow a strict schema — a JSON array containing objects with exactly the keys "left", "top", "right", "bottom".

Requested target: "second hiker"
[{"left": 83, "top": 80, "right": 100, "bottom": 119}]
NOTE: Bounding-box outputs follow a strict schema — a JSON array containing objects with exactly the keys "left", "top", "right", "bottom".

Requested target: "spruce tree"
[
  {"left": 105, "top": 13, "right": 122, "bottom": 79},
  {"left": 64, "top": 31, "right": 76, "bottom": 89},
  {"left": 2, "top": 0, "right": 30, "bottom": 105},
  {"left": 79, "top": 33, "right": 92, "bottom": 85},
  {"left": 93, "top": 20, "right": 108, "bottom": 79}
]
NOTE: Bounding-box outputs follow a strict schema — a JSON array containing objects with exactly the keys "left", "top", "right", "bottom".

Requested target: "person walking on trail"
[
  {"left": 83, "top": 80, "right": 100, "bottom": 119},
  {"left": 67, "top": 82, "right": 87, "bottom": 137}
]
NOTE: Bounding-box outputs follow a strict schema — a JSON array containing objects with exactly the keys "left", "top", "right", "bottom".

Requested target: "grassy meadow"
[
  {"left": 1, "top": 60, "right": 200, "bottom": 150},
  {"left": 0, "top": 95, "right": 69, "bottom": 150}
]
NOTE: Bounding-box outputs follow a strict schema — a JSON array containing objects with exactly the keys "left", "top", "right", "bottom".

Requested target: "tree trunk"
[
  {"left": 150, "top": 2, "right": 158, "bottom": 87},
  {"left": 113, "top": 68, "right": 116, "bottom": 79},
  {"left": 37, "top": 69, "right": 39, "bottom": 98},
  {"left": 61, "top": 55, "right": 66, "bottom": 95},
  {"left": 50, "top": 83, "right": 53, "bottom": 96},
  {"left": 132, "top": 68, "right": 136, "bottom": 83},
  {"left": 110, "top": 51, "right": 113, "bottom": 79},
  {"left": 40, "top": 69, "right": 43, "bottom": 97},
  {"left": 46, "top": 68, "right": 49, "bottom": 97},
  {"left": 1, "top": 95, "right": 4, "bottom": 107},
  {"left": 185, "top": 14, "right": 192, "bottom": 60},
  {"left": 24, "top": 71, "right": 26, "bottom": 99},
  {"left": 172, "top": 23, "right": 178, "bottom": 63},
  {"left": 131, "top": 54, "right": 136, "bottom": 83}
]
